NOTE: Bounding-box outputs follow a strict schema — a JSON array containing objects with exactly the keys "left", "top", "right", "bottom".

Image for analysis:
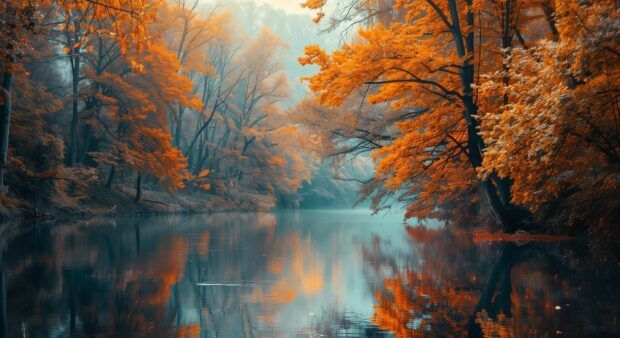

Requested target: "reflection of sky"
[
  {"left": 273, "top": 209, "right": 412, "bottom": 330},
  {"left": 174, "top": 209, "right": 424, "bottom": 335},
  {"left": 245, "top": 209, "right": 425, "bottom": 334}
]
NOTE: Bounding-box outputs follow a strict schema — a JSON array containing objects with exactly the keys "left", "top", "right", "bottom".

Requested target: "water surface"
[{"left": 1, "top": 210, "right": 618, "bottom": 337}]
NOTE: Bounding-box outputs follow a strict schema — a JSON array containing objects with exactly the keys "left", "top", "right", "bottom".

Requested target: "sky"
[{"left": 252, "top": 0, "right": 313, "bottom": 14}]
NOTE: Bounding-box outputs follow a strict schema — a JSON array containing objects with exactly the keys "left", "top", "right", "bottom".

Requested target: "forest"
[
  {"left": 1, "top": 1, "right": 619, "bottom": 337},
  {"left": 0, "top": 0, "right": 618, "bottom": 242}
]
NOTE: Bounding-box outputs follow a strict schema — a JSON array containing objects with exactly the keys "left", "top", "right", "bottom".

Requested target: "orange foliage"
[
  {"left": 301, "top": 0, "right": 620, "bottom": 233},
  {"left": 87, "top": 37, "right": 196, "bottom": 190},
  {"left": 477, "top": 1, "right": 620, "bottom": 231}
]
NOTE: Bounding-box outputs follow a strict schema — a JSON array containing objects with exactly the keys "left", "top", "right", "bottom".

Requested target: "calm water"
[{"left": 1, "top": 210, "right": 618, "bottom": 337}]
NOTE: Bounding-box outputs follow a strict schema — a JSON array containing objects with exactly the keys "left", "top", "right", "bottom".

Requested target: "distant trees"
[
  {"left": 156, "top": 17, "right": 312, "bottom": 208},
  {"left": 1, "top": 0, "right": 358, "bottom": 214},
  {"left": 0, "top": 0, "right": 313, "bottom": 213},
  {"left": 299, "top": 0, "right": 619, "bottom": 234}
]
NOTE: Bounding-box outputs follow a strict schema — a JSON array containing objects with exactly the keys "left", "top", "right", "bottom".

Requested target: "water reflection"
[
  {"left": 367, "top": 226, "right": 620, "bottom": 337},
  {"left": 0, "top": 211, "right": 618, "bottom": 337}
]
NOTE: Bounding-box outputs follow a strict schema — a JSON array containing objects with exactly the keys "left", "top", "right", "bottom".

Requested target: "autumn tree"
[
  {"left": 1, "top": 0, "right": 155, "bottom": 191},
  {"left": 158, "top": 0, "right": 228, "bottom": 150},
  {"left": 86, "top": 39, "right": 198, "bottom": 201},
  {"left": 299, "top": 0, "right": 613, "bottom": 232},
  {"left": 49, "top": 0, "right": 157, "bottom": 167},
  {"left": 0, "top": 1, "right": 38, "bottom": 188},
  {"left": 478, "top": 0, "right": 620, "bottom": 235}
]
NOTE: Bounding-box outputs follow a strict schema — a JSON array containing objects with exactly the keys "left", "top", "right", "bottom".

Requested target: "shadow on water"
[{"left": 0, "top": 211, "right": 618, "bottom": 337}]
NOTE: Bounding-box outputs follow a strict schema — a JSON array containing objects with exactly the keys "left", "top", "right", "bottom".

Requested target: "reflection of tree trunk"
[
  {"left": 468, "top": 244, "right": 523, "bottom": 338},
  {"left": 0, "top": 250, "right": 8, "bottom": 337},
  {"left": 496, "top": 265, "right": 512, "bottom": 317},
  {"left": 66, "top": 270, "right": 77, "bottom": 333},
  {"left": 174, "top": 283, "right": 181, "bottom": 327},
  {"left": 134, "top": 223, "right": 141, "bottom": 255}
]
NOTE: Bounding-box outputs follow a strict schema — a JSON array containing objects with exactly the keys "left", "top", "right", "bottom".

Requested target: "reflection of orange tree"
[
  {"left": 372, "top": 270, "right": 478, "bottom": 337},
  {"left": 368, "top": 225, "right": 617, "bottom": 337},
  {"left": 369, "top": 226, "right": 484, "bottom": 337},
  {"left": 180, "top": 213, "right": 280, "bottom": 336},
  {"left": 5, "top": 223, "right": 200, "bottom": 337},
  {"left": 112, "top": 236, "right": 198, "bottom": 337},
  {"left": 247, "top": 232, "right": 325, "bottom": 326}
]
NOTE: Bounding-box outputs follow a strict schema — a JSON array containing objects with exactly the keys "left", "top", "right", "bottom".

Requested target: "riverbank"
[{"left": 0, "top": 185, "right": 276, "bottom": 221}]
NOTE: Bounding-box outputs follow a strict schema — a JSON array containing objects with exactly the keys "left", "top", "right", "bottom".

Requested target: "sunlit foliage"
[{"left": 299, "top": 0, "right": 619, "bottom": 235}]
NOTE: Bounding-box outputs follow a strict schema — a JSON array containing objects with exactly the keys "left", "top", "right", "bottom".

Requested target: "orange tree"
[
  {"left": 300, "top": 0, "right": 618, "bottom": 232},
  {"left": 478, "top": 0, "right": 620, "bottom": 234},
  {"left": 1, "top": 0, "right": 156, "bottom": 188},
  {"left": 86, "top": 39, "right": 198, "bottom": 200}
]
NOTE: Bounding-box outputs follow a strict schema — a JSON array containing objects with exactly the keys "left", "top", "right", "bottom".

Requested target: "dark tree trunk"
[
  {"left": 134, "top": 172, "right": 142, "bottom": 204},
  {"left": 134, "top": 223, "right": 141, "bottom": 254},
  {"left": 0, "top": 61, "right": 14, "bottom": 188},
  {"left": 69, "top": 32, "right": 81, "bottom": 167},
  {"left": 447, "top": 0, "right": 522, "bottom": 232},
  {"left": 542, "top": 3, "right": 559, "bottom": 40},
  {"left": 105, "top": 166, "right": 116, "bottom": 189},
  {"left": 79, "top": 124, "right": 93, "bottom": 164}
]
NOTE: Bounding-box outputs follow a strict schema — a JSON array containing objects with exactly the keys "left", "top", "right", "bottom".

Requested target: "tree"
[
  {"left": 87, "top": 40, "right": 198, "bottom": 200},
  {"left": 1, "top": 0, "right": 155, "bottom": 192},
  {"left": 478, "top": 0, "right": 620, "bottom": 234},
  {"left": 182, "top": 27, "right": 312, "bottom": 208},
  {"left": 157, "top": 0, "right": 228, "bottom": 150},
  {"left": 51, "top": 0, "right": 156, "bottom": 167},
  {"left": 299, "top": 0, "right": 605, "bottom": 231},
  {"left": 0, "top": 0, "right": 39, "bottom": 188}
]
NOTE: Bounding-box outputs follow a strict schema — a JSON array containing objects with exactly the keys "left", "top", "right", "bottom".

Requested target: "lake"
[{"left": 1, "top": 210, "right": 618, "bottom": 337}]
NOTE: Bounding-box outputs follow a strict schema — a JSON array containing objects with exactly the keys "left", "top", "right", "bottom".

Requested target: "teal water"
[{"left": 1, "top": 210, "right": 618, "bottom": 337}]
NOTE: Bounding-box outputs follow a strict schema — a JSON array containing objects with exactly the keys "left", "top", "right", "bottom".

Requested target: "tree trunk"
[
  {"left": 78, "top": 124, "right": 93, "bottom": 164},
  {"left": 134, "top": 172, "right": 142, "bottom": 204},
  {"left": 69, "top": 35, "right": 81, "bottom": 167},
  {"left": 173, "top": 106, "right": 184, "bottom": 149},
  {"left": 0, "top": 60, "right": 14, "bottom": 188},
  {"left": 542, "top": 3, "right": 559, "bottom": 41},
  {"left": 448, "top": 0, "right": 521, "bottom": 232},
  {"left": 134, "top": 223, "right": 141, "bottom": 254},
  {"left": 105, "top": 166, "right": 116, "bottom": 189}
]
